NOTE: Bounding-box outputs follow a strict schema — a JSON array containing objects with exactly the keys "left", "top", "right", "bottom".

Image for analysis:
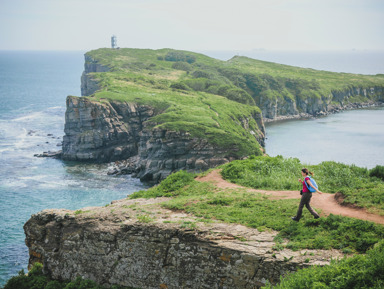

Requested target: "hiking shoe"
[
  {"left": 291, "top": 217, "right": 299, "bottom": 222},
  {"left": 314, "top": 216, "right": 320, "bottom": 219}
]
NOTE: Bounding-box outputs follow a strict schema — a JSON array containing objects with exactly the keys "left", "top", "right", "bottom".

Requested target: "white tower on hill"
[{"left": 111, "top": 35, "right": 117, "bottom": 49}]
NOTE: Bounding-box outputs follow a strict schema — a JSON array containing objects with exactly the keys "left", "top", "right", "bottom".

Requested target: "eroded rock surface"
[{"left": 24, "top": 198, "right": 343, "bottom": 289}]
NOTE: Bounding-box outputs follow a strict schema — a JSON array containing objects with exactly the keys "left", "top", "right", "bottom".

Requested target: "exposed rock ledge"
[
  {"left": 61, "top": 96, "right": 260, "bottom": 183},
  {"left": 24, "top": 198, "right": 343, "bottom": 289},
  {"left": 263, "top": 97, "right": 384, "bottom": 123}
]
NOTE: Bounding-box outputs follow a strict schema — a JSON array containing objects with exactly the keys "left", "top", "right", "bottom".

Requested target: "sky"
[{"left": 0, "top": 0, "right": 384, "bottom": 52}]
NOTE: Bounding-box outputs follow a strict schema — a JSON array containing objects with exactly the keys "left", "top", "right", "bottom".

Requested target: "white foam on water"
[{"left": 12, "top": 111, "right": 46, "bottom": 122}]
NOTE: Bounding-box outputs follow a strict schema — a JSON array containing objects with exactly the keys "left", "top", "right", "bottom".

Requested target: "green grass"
[
  {"left": 262, "top": 240, "right": 384, "bottom": 289},
  {"left": 86, "top": 48, "right": 384, "bottom": 112},
  {"left": 80, "top": 48, "right": 383, "bottom": 160},
  {"left": 221, "top": 155, "right": 384, "bottom": 214},
  {"left": 129, "top": 167, "right": 384, "bottom": 254}
]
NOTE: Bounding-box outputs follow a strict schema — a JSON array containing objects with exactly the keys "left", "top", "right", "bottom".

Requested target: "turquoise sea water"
[
  {"left": 0, "top": 51, "right": 149, "bottom": 286},
  {"left": 0, "top": 50, "right": 383, "bottom": 286}
]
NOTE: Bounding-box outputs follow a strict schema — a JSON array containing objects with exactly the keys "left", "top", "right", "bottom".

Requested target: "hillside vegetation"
[
  {"left": 130, "top": 156, "right": 384, "bottom": 254},
  {"left": 87, "top": 48, "right": 384, "bottom": 104},
  {"left": 128, "top": 156, "right": 384, "bottom": 288},
  {"left": 87, "top": 48, "right": 384, "bottom": 112},
  {"left": 221, "top": 156, "right": 384, "bottom": 215},
  {"left": 82, "top": 48, "right": 384, "bottom": 157}
]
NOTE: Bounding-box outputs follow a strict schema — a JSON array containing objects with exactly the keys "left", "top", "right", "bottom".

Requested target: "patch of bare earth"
[{"left": 197, "top": 169, "right": 384, "bottom": 225}]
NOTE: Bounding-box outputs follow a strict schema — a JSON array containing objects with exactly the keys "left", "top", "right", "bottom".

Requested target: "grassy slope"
[
  {"left": 85, "top": 48, "right": 264, "bottom": 157},
  {"left": 130, "top": 157, "right": 384, "bottom": 254},
  {"left": 220, "top": 156, "right": 384, "bottom": 215},
  {"left": 82, "top": 48, "right": 384, "bottom": 157},
  {"left": 127, "top": 160, "right": 384, "bottom": 288},
  {"left": 228, "top": 55, "right": 384, "bottom": 92}
]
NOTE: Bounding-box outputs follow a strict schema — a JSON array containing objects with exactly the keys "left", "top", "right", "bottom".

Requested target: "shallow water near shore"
[{"left": 0, "top": 50, "right": 383, "bottom": 286}]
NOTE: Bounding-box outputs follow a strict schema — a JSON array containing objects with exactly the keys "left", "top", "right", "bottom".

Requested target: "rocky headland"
[{"left": 59, "top": 48, "right": 384, "bottom": 182}]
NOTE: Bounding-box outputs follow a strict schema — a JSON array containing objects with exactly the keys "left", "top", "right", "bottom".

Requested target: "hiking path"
[{"left": 197, "top": 169, "right": 384, "bottom": 225}]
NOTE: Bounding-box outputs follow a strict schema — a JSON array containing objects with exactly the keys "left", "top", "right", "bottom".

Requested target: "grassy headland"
[{"left": 82, "top": 48, "right": 384, "bottom": 158}]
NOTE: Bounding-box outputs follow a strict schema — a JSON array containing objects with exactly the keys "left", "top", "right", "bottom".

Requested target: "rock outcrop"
[
  {"left": 24, "top": 198, "right": 342, "bottom": 289},
  {"left": 62, "top": 54, "right": 265, "bottom": 183},
  {"left": 80, "top": 54, "right": 109, "bottom": 96},
  {"left": 62, "top": 96, "right": 252, "bottom": 182}
]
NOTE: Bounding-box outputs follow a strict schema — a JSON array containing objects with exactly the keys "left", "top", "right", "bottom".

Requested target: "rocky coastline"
[{"left": 263, "top": 100, "right": 384, "bottom": 123}]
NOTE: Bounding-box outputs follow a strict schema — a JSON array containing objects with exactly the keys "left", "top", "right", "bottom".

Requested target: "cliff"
[
  {"left": 260, "top": 85, "right": 384, "bottom": 122},
  {"left": 24, "top": 198, "right": 342, "bottom": 289},
  {"left": 61, "top": 48, "right": 384, "bottom": 182}
]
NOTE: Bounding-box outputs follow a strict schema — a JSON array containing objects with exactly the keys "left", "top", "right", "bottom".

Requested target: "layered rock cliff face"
[
  {"left": 62, "top": 55, "right": 266, "bottom": 182},
  {"left": 260, "top": 86, "right": 384, "bottom": 121},
  {"left": 62, "top": 95, "right": 255, "bottom": 182},
  {"left": 80, "top": 55, "right": 109, "bottom": 96},
  {"left": 24, "top": 198, "right": 341, "bottom": 289}
]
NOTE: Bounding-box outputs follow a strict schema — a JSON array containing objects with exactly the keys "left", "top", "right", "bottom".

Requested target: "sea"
[{"left": 0, "top": 49, "right": 383, "bottom": 286}]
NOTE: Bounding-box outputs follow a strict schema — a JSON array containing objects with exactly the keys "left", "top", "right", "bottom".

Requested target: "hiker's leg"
[
  {"left": 305, "top": 194, "right": 320, "bottom": 218},
  {"left": 295, "top": 194, "right": 308, "bottom": 220}
]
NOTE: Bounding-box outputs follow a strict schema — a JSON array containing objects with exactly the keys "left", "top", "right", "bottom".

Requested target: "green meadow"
[{"left": 128, "top": 156, "right": 384, "bottom": 288}]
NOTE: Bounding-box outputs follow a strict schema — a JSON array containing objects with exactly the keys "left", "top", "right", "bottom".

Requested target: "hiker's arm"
[{"left": 306, "top": 179, "right": 323, "bottom": 194}]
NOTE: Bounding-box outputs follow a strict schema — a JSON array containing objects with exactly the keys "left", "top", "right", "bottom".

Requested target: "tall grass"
[
  {"left": 221, "top": 155, "right": 384, "bottom": 214},
  {"left": 130, "top": 169, "right": 384, "bottom": 253}
]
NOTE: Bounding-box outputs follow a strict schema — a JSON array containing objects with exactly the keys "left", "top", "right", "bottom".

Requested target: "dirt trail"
[{"left": 198, "top": 170, "right": 384, "bottom": 225}]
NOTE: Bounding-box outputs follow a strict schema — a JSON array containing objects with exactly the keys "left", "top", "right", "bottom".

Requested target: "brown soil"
[{"left": 197, "top": 170, "right": 384, "bottom": 225}]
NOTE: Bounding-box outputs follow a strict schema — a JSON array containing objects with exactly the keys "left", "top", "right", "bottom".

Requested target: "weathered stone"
[{"left": 24, "top": 200, "right": 343, "bottom": 289}]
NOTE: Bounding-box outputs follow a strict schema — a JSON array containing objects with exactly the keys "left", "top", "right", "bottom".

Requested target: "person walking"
[{"left": 292, "top": 168, "right": 322, "bottom": 221}]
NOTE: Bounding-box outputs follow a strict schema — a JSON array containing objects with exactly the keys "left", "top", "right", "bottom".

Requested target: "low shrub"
[
  {"left": 370, "top": 165, "right": 384, "bottom": 181},
  {"left": 171, "top": 62, "right": 191, "bottom": 71},
  {"left": 129, "top": 170, "right": 197, "bottom": 199}
]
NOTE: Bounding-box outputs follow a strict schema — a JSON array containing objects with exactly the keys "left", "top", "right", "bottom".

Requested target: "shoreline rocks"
[{"left": 34, "top": 150, "right": 62, "bottom": 159}]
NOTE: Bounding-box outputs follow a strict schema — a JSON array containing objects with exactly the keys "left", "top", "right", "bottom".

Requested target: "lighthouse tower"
[{"left": 111, "top": 35, "right": 117, "bottom": 49}]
